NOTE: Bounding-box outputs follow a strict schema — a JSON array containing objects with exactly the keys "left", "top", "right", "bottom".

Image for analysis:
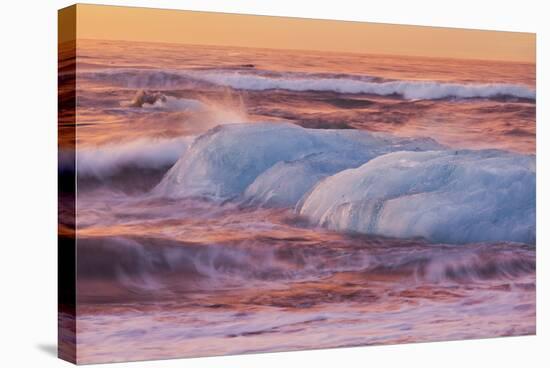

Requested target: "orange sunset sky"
[{"left": 60, "top": 4, "right": 535, "bottom": 63}]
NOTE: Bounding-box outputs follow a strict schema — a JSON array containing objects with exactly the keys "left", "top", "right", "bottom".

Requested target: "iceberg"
[
  {"left": 245, "top": 139, "right": 436, "bottom": 208},
  {"left": 243, "top": 152, "right": 367, "bottom": 208},
  {"left": 298, "top": 150, "right": 535, "bottom": 244},
  {"left": 154, "top": 122, "right": 442, "bottom": 200}
]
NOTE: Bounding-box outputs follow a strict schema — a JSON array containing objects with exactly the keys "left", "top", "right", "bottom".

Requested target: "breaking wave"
[
  {"left": 76, "top": 137, "right": 193, "bottom": 178},
  {"left": 77, "top": 235, "right": 535, "bottom": 295},
  {"left": 81, "top": 68, "right": 536, "bottom": 100},
  {"left": 194, "top": 71, "right": 536, "bottom": 100}
]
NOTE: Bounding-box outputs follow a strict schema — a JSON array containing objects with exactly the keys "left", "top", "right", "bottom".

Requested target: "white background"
[{"left": 0, "top": 0, "right": 548, "bottom": 366}]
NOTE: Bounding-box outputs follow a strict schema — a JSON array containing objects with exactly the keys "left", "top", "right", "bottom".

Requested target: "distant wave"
[
  {"left": 80, "top": 68, "right": 536, "bottom": 100},
  {"left": 76, "top": 137, "right": 193, "bottom": 178},
  {"left": 195, "top": 71, "right": 536, "bottom": 100},
  {"left": 80, "top": 69, "right": 198, "bottom": 89}
]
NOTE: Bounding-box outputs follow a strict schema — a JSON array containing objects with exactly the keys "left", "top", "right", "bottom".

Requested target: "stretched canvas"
[{"left": 58, "top": 4, "right": 536, "bottom": 364}]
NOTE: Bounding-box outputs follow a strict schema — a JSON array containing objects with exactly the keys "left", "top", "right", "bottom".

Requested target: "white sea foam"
[
  {"left": 77, "top": 137, "right": 193, "bottom": 178},
  {"left": 298, "top": 150, "right": 535, "bottom": 244}
]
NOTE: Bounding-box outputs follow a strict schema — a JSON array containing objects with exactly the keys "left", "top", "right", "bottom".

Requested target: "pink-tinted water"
[{"left": 69, "top": 39, "right": 535, "bottom": 364}]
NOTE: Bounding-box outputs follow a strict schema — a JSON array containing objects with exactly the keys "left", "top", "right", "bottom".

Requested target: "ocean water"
[{"left": 67, "top": 39, "right": 535, "bottom": 364}]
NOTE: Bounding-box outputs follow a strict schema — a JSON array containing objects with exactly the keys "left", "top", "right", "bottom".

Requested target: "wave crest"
[
  {"left": 76, "top": 137, "right": 193, "bottom": 178},
  {"left": 76, "top": 235, "right": 535, "bottom": 297},
  {"left": 81, "top": 68, "right": 536, "bottom": 101},
  {"left": 195, "top": 71, "right": 536, "bottom": 100}
]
